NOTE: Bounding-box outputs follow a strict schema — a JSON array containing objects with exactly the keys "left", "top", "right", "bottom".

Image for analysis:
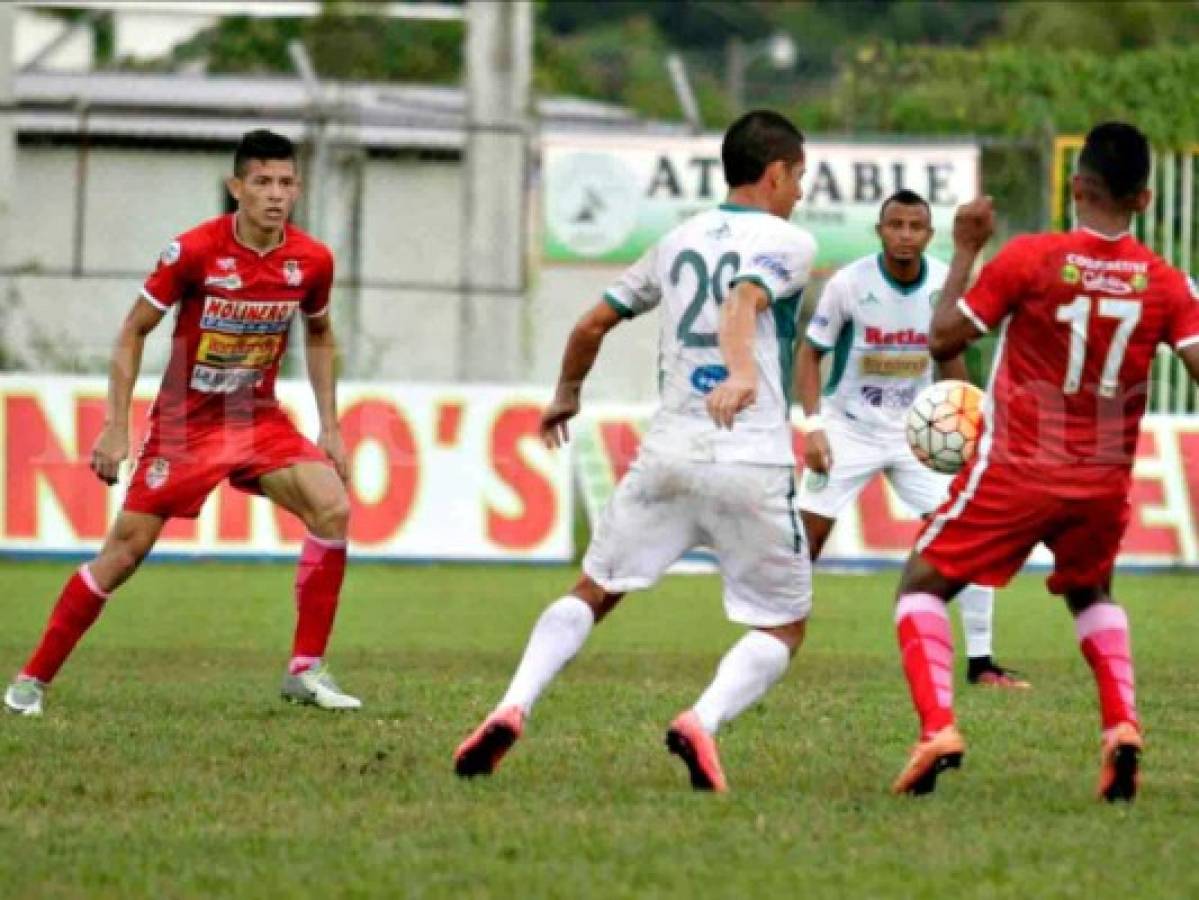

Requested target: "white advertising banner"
[
  {"left": 542, "top": 132, "right": 980, "bottom": 272},
  {"left": 0, "top": 375, "right": 572, "bottom": 561}
]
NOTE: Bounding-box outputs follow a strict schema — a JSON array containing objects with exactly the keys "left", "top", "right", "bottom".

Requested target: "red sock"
[
  {"left": 1074, "top": 602, "right": 1138, "bottom": 734},
  {"left": 23, "top": 566, "right": 110, "bottom": 683},
  {"left": 895, "top": 593, "right": 955, "bottom": 739},
  {"left": 290, "top": 533, "right": 347, "bottom": 670}
]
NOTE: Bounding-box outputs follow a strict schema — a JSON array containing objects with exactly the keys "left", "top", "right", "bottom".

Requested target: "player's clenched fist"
[
  {"left": 953, "top": 196, "right": 995, "bottom": 254},
  {"left": 90, "top": 423, "right": 128, "bottom": 486},
  {"left": 705, "top": 376, "right": 756, "bottom": 430}
]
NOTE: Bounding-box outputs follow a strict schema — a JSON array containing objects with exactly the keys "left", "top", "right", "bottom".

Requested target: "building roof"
[{"left": 15, "top": 70, "right": 682, "bottom": 150}]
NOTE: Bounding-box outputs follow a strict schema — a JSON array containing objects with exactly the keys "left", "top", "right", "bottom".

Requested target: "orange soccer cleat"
[
  {"left": 1097, "top": 721, "right": 1143, "bottom": 802},
  {"left": 665, "top": 710, "right": 728, "bottom": 793},
  {"left": 891, "top": 725, "right": 966, "bottom": 796},
  {"left": 453, "top": 705, "right": 525, "bottom": 778}
]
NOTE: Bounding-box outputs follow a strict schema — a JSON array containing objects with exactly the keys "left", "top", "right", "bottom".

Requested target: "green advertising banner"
[{"left": 542, "top": 133, "right": 980, "bottom": 271}]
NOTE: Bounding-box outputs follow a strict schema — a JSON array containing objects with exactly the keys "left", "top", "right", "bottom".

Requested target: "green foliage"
[{"left": 800, "top": 41, "right": 1199, "bottom": 148}]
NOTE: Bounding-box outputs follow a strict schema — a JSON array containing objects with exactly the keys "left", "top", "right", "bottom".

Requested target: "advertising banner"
[
  {"left": 542, "top": 133, "right": 980, "bottom": 272},
  {"left": 574, "top": 405, "right": 1199, "bottom": 571},
  {"left": 0, "top": 375, "right": 572, "bottom": 561}
]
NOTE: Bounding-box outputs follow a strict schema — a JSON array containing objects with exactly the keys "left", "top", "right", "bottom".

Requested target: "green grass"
[{"left": 1, "top": 561, "right": 1196, "bottom": 899}]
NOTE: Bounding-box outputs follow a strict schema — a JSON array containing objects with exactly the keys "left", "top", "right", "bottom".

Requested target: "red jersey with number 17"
[
  {"left": 140, "top": 214, "right": 334, "bottom": 439},
  {"left": 958, "top": 228, "right": 1199, "bottom": 496}
]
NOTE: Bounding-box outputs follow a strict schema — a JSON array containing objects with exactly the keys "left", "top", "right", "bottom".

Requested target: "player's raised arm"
[
  {"left": 541, "top": 300, "right": 625, "bottom": 448},
  {"left": 91, "top": 296, "right": 165, "bottom": 485},
  {"left": 706, "top": 280, "right": 769, "bottom": 430},
  {"left": 929, "top": 196, "right": 995, "bottom": 361}
]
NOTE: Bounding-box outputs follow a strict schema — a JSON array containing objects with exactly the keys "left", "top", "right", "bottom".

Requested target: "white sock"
[
  {"left": 499, "top": 596, "right": 594, "bottom": 715},
  {"left": 958, "top": 584, "right": 994, "bottom": 659},
  {"left": 691, "top": 630, "right": 792, "bottom": 735}
]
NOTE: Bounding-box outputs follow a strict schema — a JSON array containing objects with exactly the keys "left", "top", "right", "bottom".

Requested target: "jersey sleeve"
[
  {"left": 1167, "top": 273, "right": 1199, "bottom": 350},
  {"left": 959, "top": 237, "right": 1031, "bottom": 333},
  {"left": 303, "top": 247, "right": 335, "bottom": 317},
  {"left": 805, "top": 272, "right": 850, "bottom": 351},
  {"left": 604, "top": 244, "right": 661, "bottom": 319},
  {"left": 730, "top": 224, "right": 816, "bottom": 304},
  {"left": 141, "top": 231, "right": 204, "bottom": 311}
]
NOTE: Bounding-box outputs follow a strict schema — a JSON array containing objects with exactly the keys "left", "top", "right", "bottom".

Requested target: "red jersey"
[
  {"left": 140, "top": 214, "right": 333, "bottom": 438},
  {"left": 960, "top": 228, "right": 1199, "bottom": 496}
]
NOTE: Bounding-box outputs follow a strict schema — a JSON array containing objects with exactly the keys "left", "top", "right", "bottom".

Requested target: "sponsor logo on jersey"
[
  {"left": 146, "top": 456, "right": 170, "bottom": 490},
  {"left": 197, "top": 332, "right": 282, "bottom": 369},
  {"left": 1061, "top": 263, "right": 1081, "bottom": 284},
  {"left": 1082, "top": 271, "right": 1134, "bottom": 295},
  {"left": 283, "top": 259, "right": 303, "bottom": 287},
  {"left": 160, "top": 240, "right": 181, "bottom": 266},
  {"left": 706, "top": 221, "right": 732, "bottom": 241},
  {"left": 860, "top": 353, "right": 930, "bottom": 378},
  {"left": 805, "top": 471, "right": 829, "bottom": 492},
  {"left": 1065, "top": 253, "right": 1148, "bottom": 275},
  {"left": 1130, "top": 272, "right": 1149, "bottom": 292},
  {"left": 861, "top": 291, "right": 881, "bottom": 306},
  {"left": 189, "top": 364, "right": 264, "bottom": 394},
  {"left": 861, "top": 383, "right": 918, "bottom": 410},
  {"left": 217, "top": 257, "right": 237, "bottom": 271},
  {"left": 863, "top": 326, "right": 928, "bottom": 346},
  {"left": 751, "top": 252, "right": 791, "bottom": 282},
  {"left": 690, "top": 364, "right": 729, "bottom": 395},
  {"left": 204, "top": 273, "right": 243, "bottom": 291},
  {"left": 200, "top": 297, "right": 298, "bottom": 334}
]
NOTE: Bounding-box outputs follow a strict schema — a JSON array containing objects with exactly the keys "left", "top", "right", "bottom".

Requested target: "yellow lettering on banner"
[{"left": 859, "top": 354, "right": 930, "bottom": 377}]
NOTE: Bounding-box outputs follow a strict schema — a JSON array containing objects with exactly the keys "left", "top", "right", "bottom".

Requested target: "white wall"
[{"left": 2, "top": 143, "right": 665, "bottom": 399}]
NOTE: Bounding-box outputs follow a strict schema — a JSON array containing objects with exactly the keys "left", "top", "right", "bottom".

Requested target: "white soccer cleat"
[
  {"left": 280, "top": 662, "right": 362, "bottom": 711},
  {"left": 4, "top": 676, "right": 46, "bottom": 716}
]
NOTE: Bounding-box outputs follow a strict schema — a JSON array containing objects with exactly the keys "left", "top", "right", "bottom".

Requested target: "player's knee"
[
  {"left": 569, "top": 575, "right": 622, "bottom": 622},
  {"left": 310, "top": 490, "right": 351, "bottom": 538},
  {"left": 760, "top": 619, "right": 806, "bottom": 654}
]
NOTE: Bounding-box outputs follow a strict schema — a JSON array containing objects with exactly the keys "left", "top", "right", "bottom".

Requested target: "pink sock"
[
  {"left": 23, "top": 566, "right": 109, "bottom": 683},
  {"left": 290, "top": 533, "right": 347, "bottom": 669},
  {"left": 895, "top": 593, "right": 955, "bottom": 739},
  {"left": 1075, "top": 603, "right": 1138, "bottom": 735}
]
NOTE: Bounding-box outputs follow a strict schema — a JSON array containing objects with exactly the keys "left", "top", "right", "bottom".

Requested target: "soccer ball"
[{"left": 906, "top": 380, "right": 985, "bottom": 474}]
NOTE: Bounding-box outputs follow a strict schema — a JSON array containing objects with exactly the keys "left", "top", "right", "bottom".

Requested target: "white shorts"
[
  {"left": 583, "top": 453, "right": 812, "bottom": 627},
  {"left": 797, "top": 419, "right": 951, "bottom": 520}
]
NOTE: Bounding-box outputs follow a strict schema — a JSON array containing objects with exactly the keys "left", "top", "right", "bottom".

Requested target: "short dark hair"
[
  {"left": 721, "top": 110, "right": 804, "bottom": 188},
  {"left": 879, "top": 189, "right": 931, "bottom": 221},
  {"left": 233, "top": 129, "right": 297, "bottom": 177},
  {"left": 1078, "top": 122, "right": 1151, "bottom": 201}
]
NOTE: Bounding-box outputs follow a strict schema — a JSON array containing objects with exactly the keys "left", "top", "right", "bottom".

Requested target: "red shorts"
[
  {"left": 124, "top": 408, "right": 330, "bottom": 519},
  {"left": 916, "top": 462, "right": 1131, "bottom": 595}
]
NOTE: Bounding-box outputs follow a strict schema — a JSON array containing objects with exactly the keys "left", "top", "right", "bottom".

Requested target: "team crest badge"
[
  {"left": 146, "top": 457, "right": 170, "bottom": 490},
  {"left": 283, "top": 260, "right": 303, "bottom": 287},
  {"left": 160, "top": 240, "right": 181, "bottom": 266}
]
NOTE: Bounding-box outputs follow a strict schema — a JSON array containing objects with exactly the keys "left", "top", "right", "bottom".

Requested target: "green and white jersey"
[
  {"left": 604, "top": 202, "right": 816, "bottom": 466},
  {"left": 806, "top": 253, "right": 948, "bottom": 440}
]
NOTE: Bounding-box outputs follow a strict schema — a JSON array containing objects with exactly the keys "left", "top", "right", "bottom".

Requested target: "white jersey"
[
  {"left": 604, "top": 203, "right": 817, "bottom": 466},
  {"left": 805, "top": 253, "right": 947, "bottom": 440}
]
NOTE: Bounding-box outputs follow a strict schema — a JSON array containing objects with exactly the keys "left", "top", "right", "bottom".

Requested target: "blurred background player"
[
  {"left": 454, "top": 110, "right": 817, "bottom": 792},
  {"left": 797, "top": 190, "right": 1027, "bottom": 688},
  {"left": 4, "top": 130, "right": 360, "bottom": 716},
  {"left": 889, "top": 122, "right": 1199, "bottom": 800}
]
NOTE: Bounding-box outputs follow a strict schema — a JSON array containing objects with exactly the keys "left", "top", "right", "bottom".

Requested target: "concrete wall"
[{"left": 1, "top": 143, "right": 665, "bottom": 401}]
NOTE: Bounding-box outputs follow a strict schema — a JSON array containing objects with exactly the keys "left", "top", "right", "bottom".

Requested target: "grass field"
[{"left": 1, "top": 560, "right": 1197, "bottom": 899}]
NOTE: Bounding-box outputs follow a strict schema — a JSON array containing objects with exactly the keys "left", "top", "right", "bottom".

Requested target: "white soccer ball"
[{"left": 905, "top": 380, "right": 985, "bottom": 474}]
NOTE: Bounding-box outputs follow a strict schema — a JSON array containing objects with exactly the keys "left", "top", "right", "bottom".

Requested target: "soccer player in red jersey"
[
  {"left": 4, "top": 130, "right": 361, "bottom": 715},
  {"left": 889, "top": 123, "right": 1199, "bottom": 800}
]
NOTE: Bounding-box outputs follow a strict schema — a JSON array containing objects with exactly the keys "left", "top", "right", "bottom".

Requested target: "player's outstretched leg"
[
  {"left": 666, "top": 626, "right": 799, "bottom": 793},
  {"left": 892, "top": 592, "right": 965, "bottom": 795},
  {"left": 1073, "top": 601, "right": 1142, "bottom": 801},
  {"left": 455, "top": 587, "right": 604, "bottom": 777},
  {"left": 959, "top": 584, "right": 1031, "bottom": 689},
  {"left": 5, "top": 513, "right": 161, "bottom": 716}
]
